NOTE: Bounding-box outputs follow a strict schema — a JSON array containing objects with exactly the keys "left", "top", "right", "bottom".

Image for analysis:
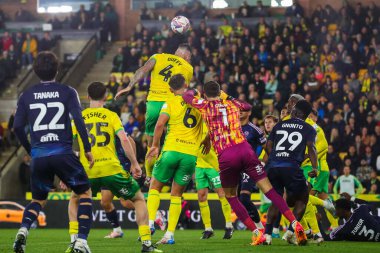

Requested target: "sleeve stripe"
[
  {"left": 160, "top": 112, "right": 170, "bottom": 118},
  {"left": 115, "top": 128, "right": 124, "bottom": 135}
]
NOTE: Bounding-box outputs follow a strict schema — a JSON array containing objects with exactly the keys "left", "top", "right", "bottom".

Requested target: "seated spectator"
[
  {"left": 265, "top": 73, "right": 278, "bottom": 98},
  {"left": 237, "top": 1, "right": 252, "bottom": 18},
  {"left": 2, "top": 31, "right": 13, "bottom": 52},
  {"left": 363, "top": 170, "right": 380, "bottom": 194},
  {"left": 356, "top": 159, "right": 373, "bottom": 183},
  {"left": 21, "top": 33, "right": 37, "bottom": 69},
  {"left": 112, "top": 47, "right": 124, "bottom": 73},
  {"left": 119, "top": 103, "right": 131, "bottom": 125},
  {"left": 219, "top": 19, "right": 233, "bottom": 38},
  {"left": 124, "top": 115, "right": 139, "bottom": 135},
  {"left": 107, "top": 74, "right": 120, "bottom": 98},
  {"left": 38, "top": 32, "right": 55, "bottom": 51}
]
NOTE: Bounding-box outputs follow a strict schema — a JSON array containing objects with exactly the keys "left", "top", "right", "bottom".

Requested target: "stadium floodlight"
[{"left": 212, "top": 0, "right": 228, "bottom": 9}]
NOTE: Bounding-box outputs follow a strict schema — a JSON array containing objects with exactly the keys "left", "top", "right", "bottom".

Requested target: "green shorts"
[
  {"left": 89, "top": 173, "right": 140, "bottom": 200},
  {"left": 313, "top": 171, "right": 329, "bottom": 193},
  {"left": 195, "top": 167, "right": 221, "bottom": 190},
  {"left": 145, "top": 101, "right": 165, "bottom": 136},
  {"left": 153, "top": 151, "right": 196, "bottom": 186},
  {"left": 301, "top": 165, "right": 315, "bottom": 186}
]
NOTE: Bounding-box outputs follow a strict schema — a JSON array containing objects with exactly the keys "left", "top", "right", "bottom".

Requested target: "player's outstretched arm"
[
  {"left": 147, "top": 113, "right": 169, "bottom": 162},
  {"left": 114, "top": 58, "right": 156, "bottom": 100},
  {"left": 117, "top": 130, "right": 141, "bottom": 179},
  {"left": 13, "top": 96, "right": 31, "bottom": 154}
]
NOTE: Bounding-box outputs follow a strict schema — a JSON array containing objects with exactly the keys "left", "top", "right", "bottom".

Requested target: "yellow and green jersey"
[
  {"left": 160, "top": 95, "right": 203, "bottom": 156},
  {"left": 196, "top": 122, "right": 219, "bottom": 170},
  {"left": 73, "top": 107, "right": 126, "bottom": 178},
  {"left": 148, "top": 53, "right": 193, "bottom": 102}
]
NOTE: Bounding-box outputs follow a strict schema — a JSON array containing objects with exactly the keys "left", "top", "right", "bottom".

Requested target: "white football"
[{"left": 171, "top": 16, "right": 190, "bottom": 34}]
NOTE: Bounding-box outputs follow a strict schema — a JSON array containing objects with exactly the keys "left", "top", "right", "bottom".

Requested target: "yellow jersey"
[
  {"left": 160, "top": 95, "right": 203, "bottom": 156},
  {"left": 148, "top": 53, "right": 193, "bottom": 102},
  {"left": 282, "top": 116, "right": 329, "bottom": 170},
  {"left": 196, "top": 122, "right": 219, "bottom": 170},
  {"left": 73, "top": 107, "right": 127, "bottom": 178}
]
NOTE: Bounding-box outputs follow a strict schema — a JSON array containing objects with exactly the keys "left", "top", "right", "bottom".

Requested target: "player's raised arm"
[
  {"left": 67, "top": 88, "right": 93, "bottom": 168},
  {"left": 13, "top": 94, "right": 31, "bottom": 154},
  {"left": 115, "top": 57, "right": 156, "bottom": 99}
]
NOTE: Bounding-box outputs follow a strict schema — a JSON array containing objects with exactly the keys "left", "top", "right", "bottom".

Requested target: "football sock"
[
  {"left": 77, "top": 198, "right": 92, "bottom": 240},
  {"left": 273, "top": 213, "right": 281, "bottom": 232},
  {"left": 264, "top": 188, "right": 296, "bottom": 223},
  {"left": 309, "top": 195, "right": 324, "bottom": 207},
  {"left": 139, "top": 225, "right": 152, "bottom": 246},
  {"left": 219, "top": 197, "right": 233, "bottom": 228},
  {"left": 265, "top": 222, "right": 274, "bottom": 235},
  {"left": 226, "top": 196, "right": 257, "bottom": 231},
  {"left": 239, "top": 193, "right": 261, "bottom": 223},
  {"left": 167, "top": 196, "right": 182, "bottom": 233},
  {"left": 105, "top": 209, "right": 120, "bottom": 229},
  {"left": 199, "top": 200, "right": 212, "bottom": 230},
  {"left": 145, "top": 147, "right": 155, "bottom": 177},
  {"left": 326, "top": 210, "right": 339, "bottom": 229},
  {"left": 21, "top": 202, "right": 42, "bottom": 230},
  {"left": 147, "top": 189, "right": 160, "bottom": 222},
  {"left": 69, "top": 221, "right": 79, "bottom": 242},
  {"left": 305, "top": 202, "right": 320, "bottom": 234}
]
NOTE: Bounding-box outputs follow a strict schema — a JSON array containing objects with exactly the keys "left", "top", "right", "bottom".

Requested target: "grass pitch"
[{"left": 0, "top": 229, "right": 377, "bottom": 253}]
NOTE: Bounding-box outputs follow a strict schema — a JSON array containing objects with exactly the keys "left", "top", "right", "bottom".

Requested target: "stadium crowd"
[{"left": 107, "top": 1, "right": 380, "bottom": 194}]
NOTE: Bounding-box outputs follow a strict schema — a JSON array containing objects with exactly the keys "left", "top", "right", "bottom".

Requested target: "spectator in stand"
[
  {"left": 19, "top": 154, "right": 31, "bottom": 197},
  {"left": 2, "top": 31, "right": 13, "bottom": 52},
  {"left": 104, "top": 4, "right": 118, "bottom": 41},
  {"left": 140, "top": 3, "right": 154, "bottom": 20},
  {"left": 112, "top": 47, "right": 124, "bottom": 73},
  {"left": 107, "top": 74, "right": 120, "bottom": 98},
  {"left": 363, "top": 170, "right": 380, "bottom": 194},
  {"left": 38, "top": 32, "right": 55, "bottom": 51},
  {"left": 356, "top": 159, "right": 373, "bottom": 183},
  {"left": 253, "top": 1, "right": 269, "bottom": 17},
  {"left": 190, "top": 1, "right": 207, "bottom": 19},
  {"left": 176, "top": 4, "right": 190, "bottom": 17},
  {"left": 0, "top": 7, "right": 5, "bottom": 29},
  {"left": 76, "top": 4, "right": 90, "bottom": 29},
  {"left": 237, "top": 1, "right": 252, "bottom": 18},
  {"left": 21, "top": 33, "right": 37, "bottom": 69},
  {"left": 123, "top": 115, "right": 139, "bottom": 135},
  {"left": 285, "top": 0, "right": 304, "bottom": 18},
  {"left": 14, "top": 7, "right": 34, "bottom": 22},
  {"left": 334, "top": 166, "right": 364, "bottom": 196}
]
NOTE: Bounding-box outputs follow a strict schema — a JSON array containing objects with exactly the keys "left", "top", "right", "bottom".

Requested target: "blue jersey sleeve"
[
  {"left": 13, "top": 93, "right": 31, "bottom": 154},
  {"left": 67, "top": 88, "right": 91, "bottom": 153},
  {"left": 306, "top": 125, "right": 317, "bottom": 143}
]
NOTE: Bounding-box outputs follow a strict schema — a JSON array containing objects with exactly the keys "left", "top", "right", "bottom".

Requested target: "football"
[{"left": 171, "top": 16, "right": 190, "bottom": 34}]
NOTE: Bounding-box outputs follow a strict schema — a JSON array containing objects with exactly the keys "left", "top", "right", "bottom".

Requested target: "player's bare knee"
[
  {"left": 215, "top": 188, "right": 225, "bottom": 199},
  {"left": 198, "top": 191, "right": 207, "bottom": 202}
]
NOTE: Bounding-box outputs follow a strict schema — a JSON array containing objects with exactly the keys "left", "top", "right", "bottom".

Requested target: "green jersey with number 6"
[
  {"left": 160, "top": 95, "right": 203, "bottom": 156},
  {"left": 148, "top": 53, "right": 193, "bottom": 102},
  {"left": 72, "top": 107, "right": 126, "bottom": 178}
]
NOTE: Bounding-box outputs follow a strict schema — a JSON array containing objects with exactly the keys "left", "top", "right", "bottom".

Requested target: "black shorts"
[
  {"left": 266, "top": 167, "right": 308, "bottom": 197},
  {"left": 31, "top": 154, "right": 90, "bottom": 200},
  {"left": 240, "top": 172, "right": 258, "bottom": 193}
]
